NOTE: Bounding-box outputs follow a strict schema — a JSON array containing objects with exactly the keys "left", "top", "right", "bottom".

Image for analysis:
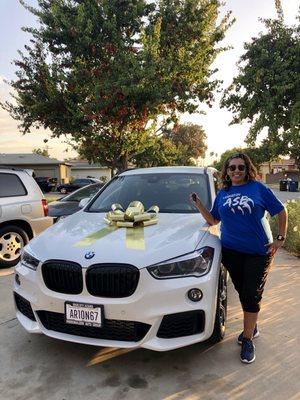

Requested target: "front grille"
[
  {"left": 37, "top": 311, "right": 150, "bottom": 342},
  {"left": 14, "top": 292, "right": 36, "bottom": 321},
  {"left": 86, "top": 264, "right": 139, "bottom": 298},
  {"left": 42, "top": 260, "right": 83, "bottom": 294},
  {"left": 157, "top": 310, "right": 205, "bottom": 339}
]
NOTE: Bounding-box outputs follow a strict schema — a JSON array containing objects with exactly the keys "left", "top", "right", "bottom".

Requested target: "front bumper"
[{"left": 14, "top": 260, "right": 220, "bottom": 351}]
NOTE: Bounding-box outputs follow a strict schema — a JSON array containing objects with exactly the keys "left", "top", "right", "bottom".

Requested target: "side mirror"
[{"left": 78, "top": 198, "right": 90, "bottom": 209}]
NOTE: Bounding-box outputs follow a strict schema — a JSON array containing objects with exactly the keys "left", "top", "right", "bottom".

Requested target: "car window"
[
  {"left": 0, "top": 173, "right": 27, "bottom": 197},
  {"left": 88, "top": 173, "right": 211, "bottom": 213},
  {"left": 62, "top": 184, "right": 102, "bottom": 202},
  {"left": 73, "top": 179, "right": 89, "bottom": 184}
]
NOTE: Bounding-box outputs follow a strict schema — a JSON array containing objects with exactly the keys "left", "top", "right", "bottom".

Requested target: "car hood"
[
  {"left": 48, "top": 201, "right": 80, "bottom": 217},
  {"left": 28, "top": 211, "right": 209, "bottom": 269}
]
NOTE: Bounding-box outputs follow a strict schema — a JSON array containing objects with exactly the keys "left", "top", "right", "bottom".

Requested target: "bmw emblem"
[{"left": 85, "top": 251, "right": 95, "bottom": 260}]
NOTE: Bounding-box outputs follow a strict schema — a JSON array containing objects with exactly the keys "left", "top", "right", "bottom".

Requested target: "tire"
[
  {"left": 0, "top": 225, "right": 29, "bottom": 269},
  {"left": 208, "top": 266, "right": 228, "bottom": 344}
]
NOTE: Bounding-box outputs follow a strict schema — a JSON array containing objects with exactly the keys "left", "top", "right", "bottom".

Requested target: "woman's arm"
[
  {"left": 190, "top": 194, "right": 220, "bottom": 226},
  {"left": 265, "top": 207, "right": 288, "bottom": 256},
  {"left": 277, "top": 207, "right": 288, "bottom": 238}
]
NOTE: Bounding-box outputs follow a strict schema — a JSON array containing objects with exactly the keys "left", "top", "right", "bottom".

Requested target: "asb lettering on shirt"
[
  {"left": 210, "top": 181, "right": 284, "bottom": 255},
  {"left": 223, "top": 195, "right": 254, "bottom": 214}
]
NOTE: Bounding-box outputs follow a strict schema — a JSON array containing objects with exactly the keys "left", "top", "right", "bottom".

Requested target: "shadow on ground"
[{"left": 0, "top": 251, "right": 299, "bottom": 400}]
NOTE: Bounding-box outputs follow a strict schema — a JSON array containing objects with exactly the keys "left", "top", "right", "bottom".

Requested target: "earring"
[{"left": 225, "top": 175, "right": 231, "bottom": 182}]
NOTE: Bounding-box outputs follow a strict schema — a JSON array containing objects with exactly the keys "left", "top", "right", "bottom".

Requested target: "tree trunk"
[{"left": 119, "top": 153, "right": 129, "bottom": 172}]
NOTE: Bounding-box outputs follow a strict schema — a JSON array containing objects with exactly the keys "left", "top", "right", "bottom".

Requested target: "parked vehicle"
[
  {"left": 14, "top": 167, "right": 226, "bottom": 351},
  {"left": 48, "top": 183, "right": 104, "bottom": 222},
  {"left": 34, "top": 177, "right": 57, "bottom": 193},
  {"left": 0, "top": 167, "right": 53, "bottom": 268},
  {"left": 57, "top": 178, "right": 101, "bottom": 194}
]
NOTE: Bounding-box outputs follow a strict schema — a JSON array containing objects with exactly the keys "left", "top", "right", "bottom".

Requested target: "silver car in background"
[{"left": 0, "top": 167, "right": 53, "bottom": 268}]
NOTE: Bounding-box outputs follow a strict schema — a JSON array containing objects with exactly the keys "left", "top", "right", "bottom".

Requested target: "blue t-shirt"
[{"left": 210, "top": 181, "right": 284, "bottom": 255}]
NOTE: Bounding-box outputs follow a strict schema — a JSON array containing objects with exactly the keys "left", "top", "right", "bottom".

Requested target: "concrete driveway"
[
  {"left": 0, "top": 249, "right": 299, "bottom": 400},
  {"left": 271, "top": 188, "right": 300, "bottom": 203}
]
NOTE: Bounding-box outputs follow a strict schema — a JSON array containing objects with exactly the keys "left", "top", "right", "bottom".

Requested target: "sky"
[{"left": 0, "top": 0, "right": 299, "bottom": 162}]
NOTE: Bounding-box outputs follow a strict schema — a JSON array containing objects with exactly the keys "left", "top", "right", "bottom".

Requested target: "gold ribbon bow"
[{"left": 104, "top": 201, "right": 159, "bottom": 228}]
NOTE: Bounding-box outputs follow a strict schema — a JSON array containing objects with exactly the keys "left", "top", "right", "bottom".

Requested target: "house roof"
[
  {"left": 0, "top": 153, "right": 67, "bottom": 165},
  {"left": 261, "top": 159, "right": 296, "bottom": 167},
  {"left": 68, "top": 159, "right": 108, "bottom": 169}
]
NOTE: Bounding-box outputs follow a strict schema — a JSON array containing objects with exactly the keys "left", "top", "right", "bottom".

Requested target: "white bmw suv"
[
  {"left": 14, "top": 167, "right": 227, "bottom": 351},
  {"left": 0, "top": 167, "right": 53, "bottom": 268}
]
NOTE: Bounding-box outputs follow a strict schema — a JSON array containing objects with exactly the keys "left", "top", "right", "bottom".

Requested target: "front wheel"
[
  {"left": 208, "top": 266, "right": 227, "bottom": 344},
  {"left": 0, "top": 225, "right": 29, "bottom": 268}
]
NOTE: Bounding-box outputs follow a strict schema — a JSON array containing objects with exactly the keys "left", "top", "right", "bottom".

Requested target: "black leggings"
[{"left": 222, "top": 247, "right": 273, "bottom": 313}]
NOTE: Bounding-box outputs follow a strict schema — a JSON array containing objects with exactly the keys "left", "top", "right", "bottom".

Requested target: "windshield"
[
  {"left": 88, "top": 173, "right": 211, "bottom": 213},
  {"left": 62, "top": 184, "right": 102, "bottom": 202}
]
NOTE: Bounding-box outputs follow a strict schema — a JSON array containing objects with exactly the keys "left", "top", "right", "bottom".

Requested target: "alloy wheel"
[{"left": 0, "top": 232, "right": 24, "bottom": 262}]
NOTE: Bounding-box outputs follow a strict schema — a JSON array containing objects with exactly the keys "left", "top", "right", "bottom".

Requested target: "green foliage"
[
  {"left": 32, "top": 146, "right": 50, "bottom": 157},
  {"left": 2, "top": 0, "right": 233, "bottom": 172},
  {"left": 269, "top": 200, "right": 300, "bottom": 257},
  {"left": 275, "top": 0, "right": 284, "bottom": 20},
  {"left": 132, "top": 123, "right": 207, "bottom": 167},
  {"left": 212, "top": 145, "right": 272, "bottom": 171},
  {"left": 99, "top": 175, "right": 108, "bottom": 183},
  {"left": 164, "top": 123, "right": 207, "bottom": 165},
  {"left": 132, "top": 134, "right": 179, "bottom": 167},
  {"left": 221, "top": 15, "right": 300, "bottom": 167}
]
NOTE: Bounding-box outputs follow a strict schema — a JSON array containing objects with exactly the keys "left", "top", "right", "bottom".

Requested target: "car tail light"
[{"left": 42, "top": 199, "right": 48, "bottom": 216}]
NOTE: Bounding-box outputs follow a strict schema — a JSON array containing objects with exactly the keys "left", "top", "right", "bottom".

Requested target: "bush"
[{"left": 269, "top": 200, "right": 300, "bottom": 257}]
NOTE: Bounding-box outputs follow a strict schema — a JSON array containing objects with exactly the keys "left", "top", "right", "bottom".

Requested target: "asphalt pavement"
[
  {"left": 0, "top": 249, "right": 299, "bottom": 400},
  {"left": 271, "top": 188, "right": 300, "bottom": 203}
]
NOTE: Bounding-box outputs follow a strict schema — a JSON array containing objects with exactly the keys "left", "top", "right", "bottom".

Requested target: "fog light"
[
  {"left": 187, "top": 288, "right": 203, "bottom": 302},
  {"left": 15, "top": 273, "right": 21, "bottom": 286}
]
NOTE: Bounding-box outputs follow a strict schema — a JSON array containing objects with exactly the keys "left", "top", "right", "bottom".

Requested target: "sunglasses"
[{"left": 228, "top": 164, "right": 246, "bottom": 172}]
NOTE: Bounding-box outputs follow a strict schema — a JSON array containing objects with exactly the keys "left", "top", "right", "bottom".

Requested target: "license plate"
[{"left": 65, "top": 302, "right": 103, "bottom": 327}]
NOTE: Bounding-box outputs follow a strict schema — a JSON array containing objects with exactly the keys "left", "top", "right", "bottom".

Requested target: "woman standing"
[{"left": 191, "top": 153, "right": 287, "bottom": 364}]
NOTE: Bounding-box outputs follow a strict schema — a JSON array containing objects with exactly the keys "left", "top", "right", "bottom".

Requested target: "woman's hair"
[{"left": 220, "top": 153, "right": 258, "bottom": 190}]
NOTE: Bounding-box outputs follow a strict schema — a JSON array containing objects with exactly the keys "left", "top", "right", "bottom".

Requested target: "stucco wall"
[
  {"left": 59, "top": 164, "right": 71, "bottom": 183},
  {"left": 266, "top": 171, "right": 300, "bottom": 184}
]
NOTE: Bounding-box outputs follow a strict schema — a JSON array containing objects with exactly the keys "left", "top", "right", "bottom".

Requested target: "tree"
[
  {"left": 132, "top": 123, "right": 207, "bottom": 167},
  {"left": 163, "top": 123, "right": 207, "bottom": 165},
  {"left": 32, "top": 146, "right": 50, "bottom": 157},
  {"left": 221, "top": 14, "right": 300, "bottom": 167},
  {"left": 131, "top": 135, "right": 179, "bottom": 168},
  {"left": 2, "top": 0, "right": 233, "bottom": 172},
  {"left": 275, "top": 0, "right": 284, "bottom": 20},
  {"left": 212, "top": 145, "right": 274, "bottom": 171}
]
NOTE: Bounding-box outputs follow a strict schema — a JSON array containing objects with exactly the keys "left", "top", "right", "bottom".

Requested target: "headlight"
[
  {"left": 21, "top": 250, "right": 40, "bottom": 271},
  {"left": 147, "top": 247, "right": 214, "bottom": 279}
]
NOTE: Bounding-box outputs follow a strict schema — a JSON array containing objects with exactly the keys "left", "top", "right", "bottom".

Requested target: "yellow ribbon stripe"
[
  {"left": 73, "top": 201, "right": 158, "bottom": 250},
  {"left": 126, "top": 227, "right": 145, "bottom": 250},
  {"left": 74, "top": 226, "right": 118, "bottom": 248}
]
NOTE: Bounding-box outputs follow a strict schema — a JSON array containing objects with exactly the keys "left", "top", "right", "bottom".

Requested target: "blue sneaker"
[
  {"left": 237, "top": 325, "right": 259, "bottom": 345},
  {"left": 240, "top": 338, "right": 255, "bottom": 363}
]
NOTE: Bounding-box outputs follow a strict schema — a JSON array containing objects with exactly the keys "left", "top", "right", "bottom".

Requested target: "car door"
[{"left": 0, "top": 172, "right": 29, "bottom": 220}]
